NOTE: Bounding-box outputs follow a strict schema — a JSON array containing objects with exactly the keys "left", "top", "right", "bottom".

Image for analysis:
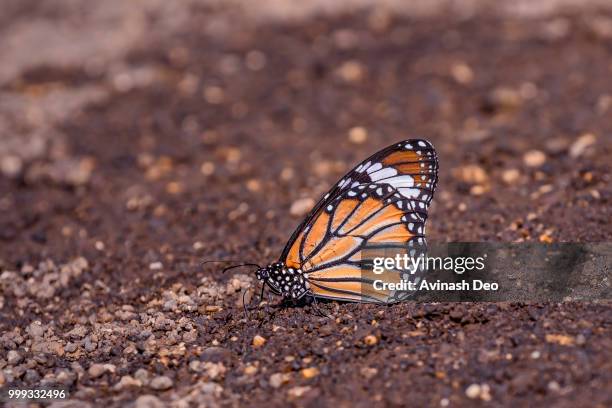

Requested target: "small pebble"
[
  {"left": 88, "top": 363, "right": 114, "bottom": 379},
  {"left": 451, "top": 62, "right": 474, "bottom": 84},
  {"left": 56, "top": 370, "right": 76, "bottom": 386},
  {"left": 364, "top": 335, "right": 378, "bottom": 346},
  {"left": 337, "top": 60, "right": 365, "bottom": 82},
  {"left": 149, "top": 375, "right": 173, "bottom": 390},
  {"left": 465, "top": 383, "right": 481, "bottom": 399},
  {"left": 204, "top": 86, "right": 224, "bottom": 104},
  {"left": 189, "top": 360, "right": 202, "bottom": 372},
  {"left": 134, "top": 369, "right": 150, "bottom": 385},
  {"left": 135, "top": 395, "right": 165, "bottom": 408},
  {"left": 252, "top": 335, "right": 267, "bottom": 348},
  {"left": 7, "top": 350, "right": 22, "bottom": 365},
  {"left": 166, "top": 181, "right": 184, "bottom": 195},
  {"left": 545, "top": 334, "right": 575, "bottom": 346},
  {"left": 360, "top": 367, "right": 378, "bottom": 379},
  {"left": 539, "top": 233, "right": 554, "bottom": 243},
  {"left": 348, "top": 127, "right": 368, "bottom": 144},
  {"left": 490, "top": 87, "right": 522, "bottom": 109},
  {"left": 502, "top": 169, "right": 520, "bottom": 184},
  {"left": 28, "top": 322, "right": 45, "bottom": 338},
  {"left": 200, "top": 162, "right": 215, "bottom": 176},
  {"left": 114, "top": 375, "right": 142, "bottom": 390},
  {"left": 24, "top": 369, "right": 40, "bottom": 383},
  {"left": 290, "top": 198, "right": 314, "bottom": 217},
  {"left": 452, "top": 165, "right": 488, "bottom": 184},
  {"left": 287, "top": 386, "right": 312, "bottom": 398},
  {"left": 569, "top": 133, "right": 596, "bottom": 158},
  {"left": 269, "top": 372, "right": 290, "bottom": 388},
  {"left": 245, "top": 50, "right": 267, "bottom": 71},
  {"left": 470, "top": 185, "right": 487, "bottom": 196},
  {"left": 523, "top": 150, "right": 547, "bottom": 167},
  {"left": 204, "top": 362, "right": 226, "bottom": 380},
  {"left": 149, "top": 262, "right": 163, "bottom": 271},
  {"left": 480, "top": 384, "right": 492, "bottom": 401},
  {"left": 280, "top": 167, "right": 295, "bottom": 181},
  {"left": 301, "top": 367, "right": 319, "bottom": 379},
  {"left": 597, "top": 94, "right": 611, "bottom": 113},
  {"left": 246, "top": 179, "right": 262, "bottom": 192},
  {"left": 0, "top": 155, "right": 23, "bottom": 178},
  {"left": 548, "top": 381, "right": 561, "bottom": 392},
  {"left": 244, "top": 365, "right": 258, "bottom": 375}
]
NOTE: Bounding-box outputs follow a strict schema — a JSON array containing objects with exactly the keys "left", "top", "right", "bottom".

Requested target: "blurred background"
[{"left": 0, "top": 1, "right": 611, "bottom": 406}]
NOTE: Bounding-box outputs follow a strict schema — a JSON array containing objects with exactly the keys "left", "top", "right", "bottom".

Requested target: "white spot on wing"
[
  {"left": 398, "top": 187, "right": 421, "bottom": 198},
  {"left": 368, "top": 167, "right": 397, "bottom": 181},
  {"left": 358, "top": 161, "right": 372, "bottom": 173},
  {"left": 384, "top": 175, "right": 414, "bottom": 189},
  {"left": 366, "top": 162, "right": 383, "bottom": 174}
]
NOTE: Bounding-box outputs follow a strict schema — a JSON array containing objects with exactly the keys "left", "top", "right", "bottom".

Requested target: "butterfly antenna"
[
  {"left": 221, "top": 263, "right": 261, "bottom": 273},
  {"left": 201, "top": 259, "right": 252, "bottom": 267}
]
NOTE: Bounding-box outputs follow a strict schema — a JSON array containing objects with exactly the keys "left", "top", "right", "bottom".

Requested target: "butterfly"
[{"left": 254, "top": 139, "right": 438, "bottom": 304}]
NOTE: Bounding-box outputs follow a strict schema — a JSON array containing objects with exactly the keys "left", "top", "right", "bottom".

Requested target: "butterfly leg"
[
  {"left": 242, "top": 282, "right": 266, "bottom": 321},
  {"left": 309, "top": 295, "right": 331, "bottom": 319},
  {"left": 259, "top": 283, "right": 265, "bottom": 303},
  {"left": 256, "top": 292, "right": 277, "bottom": 328}
]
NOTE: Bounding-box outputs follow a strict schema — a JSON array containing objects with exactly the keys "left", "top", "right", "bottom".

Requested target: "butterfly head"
[{"left": 255, "top": 262, "right": 310, "bottom": 299}]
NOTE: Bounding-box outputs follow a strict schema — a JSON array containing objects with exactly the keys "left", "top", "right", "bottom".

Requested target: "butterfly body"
[{"left": 255, "top": 139, "right": 439, "bottom": 304}]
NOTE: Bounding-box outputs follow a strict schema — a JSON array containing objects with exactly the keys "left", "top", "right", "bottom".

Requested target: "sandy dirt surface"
[{"left": 1, "top": 1, "right": 611, "bottom": 407}]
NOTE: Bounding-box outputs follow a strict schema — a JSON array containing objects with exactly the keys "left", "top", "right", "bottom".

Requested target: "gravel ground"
[{"left": 0, "top": 2, "right": 611, "bottom": 407}]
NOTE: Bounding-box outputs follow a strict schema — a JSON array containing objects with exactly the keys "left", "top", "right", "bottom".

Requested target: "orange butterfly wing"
[{"left": 280, "top": 139, "right": 438, "bottom": 303}]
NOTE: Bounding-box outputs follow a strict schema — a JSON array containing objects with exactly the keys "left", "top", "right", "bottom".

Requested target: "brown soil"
[{"left": 0, "top": 3, "right": 610, "bottom": 407}]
